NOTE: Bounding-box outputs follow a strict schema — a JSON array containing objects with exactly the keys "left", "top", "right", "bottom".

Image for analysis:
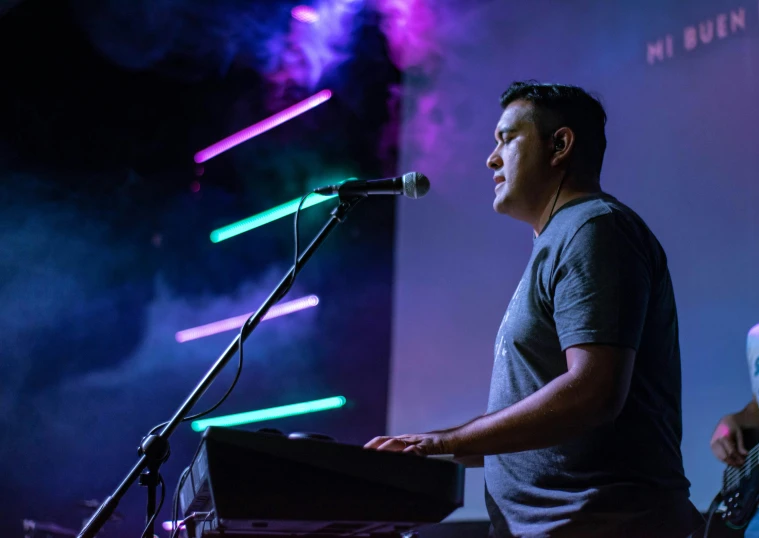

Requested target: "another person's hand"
[
  {"left": 710, "top": 413, "right": 748, "bottom": 467},
  {"left": 364, "top": 431, "right": 452, "bottom": 456}
]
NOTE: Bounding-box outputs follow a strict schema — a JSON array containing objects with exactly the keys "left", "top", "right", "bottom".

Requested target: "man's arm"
[
  {"left": 733, "top": 398, "right": 759, "bottom": 428},
  {"left": 445, "top": 344, "right": 634, "bottom": 455},
  {"left": 366, "top": 344, "right": 634, "bottom": 457}
]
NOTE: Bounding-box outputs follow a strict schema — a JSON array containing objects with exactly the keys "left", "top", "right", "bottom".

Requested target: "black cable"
[
  {"left": 171, "top": 516, "right": 191, "bottom": 538},
  {"left": 172, "top": 510, "right": 214, "bottom": 538},
  {"left": 170, "top": 512, "right": 186, "bottom": 538},
  {"left": 139, "top": 472, "right": 166, "bottom": 538},
  {"left": 172, "top": 467, "right": 192, "bottom": 538},
  {"left": 146, "top": 193, "right": 314, "bottom": 436},
  {"left": 146, "top": 348, "right": 241, "bottom": 435},
  {"left": 266, "top": 192, "right": 310, "bottom": 302},
  {"left": 171, "top": 520, "right": 183, "bottom": 538},
  {"left": 200, "top": 511, "right": 215, "bottom": 534},
  {"left": 547, "top": 172, "right": 566, "bottom": 222},
  {"left": 703, "top": 491, "right": 724, "bottom": 538},
  {"left": 285, "top": 192, "right": 311, "bottom": 296},
  {"left": 171, "top": 428, "right": 209, "bottom": 537}
]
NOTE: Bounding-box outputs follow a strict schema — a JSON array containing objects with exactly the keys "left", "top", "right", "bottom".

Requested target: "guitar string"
[
  {"left": 724, "top": 443, "right": 759, "bottom": 489},
  {"left": 728, "top": 448, "right": 759, "bottom": 480},
  {"left": 725, "top": 462, "right": 753, "bottom": 486},
  {"left": 724, "top": 446, "right": 759, "bottom": 482}
]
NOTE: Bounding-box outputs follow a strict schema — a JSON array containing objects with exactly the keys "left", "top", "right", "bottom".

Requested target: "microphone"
[{"left": 314, "top": 172, "right": 430, "bottom": 199}]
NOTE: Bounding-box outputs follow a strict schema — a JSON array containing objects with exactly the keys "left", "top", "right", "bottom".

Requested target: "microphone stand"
[{"left": 77, "top": 195, "right": 364, "bottom": 538}]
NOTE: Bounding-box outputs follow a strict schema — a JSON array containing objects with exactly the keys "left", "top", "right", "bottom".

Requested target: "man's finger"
[
  {"left": 711, "top": 440, "right": 728, "bottom": 463},
  {"left": 736, "top": 428, "right": 748, "bottom": 456},
  {"left": 723, "top": 441, "right": 737, "bottom": 462},
  {"left": 721, "top": 439, "right": 746, "bottom": 467},
  {"left": 377, "top": 438, "right": 407, "bottom": 452},
  {"left": 364, "top": 436, "right": 390, "bottom": 449},
  {"left": 403, "top": 445, "right": 425, "bottom": 456},
  {"left": 726, "top": 449, "right": 746, "bottom": 467}
]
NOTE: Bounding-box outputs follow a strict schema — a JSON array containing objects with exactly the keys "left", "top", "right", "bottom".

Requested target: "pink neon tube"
[
  {"left": 176, "top": 295, "right": 320, "bottom": 343},
  {"left": 194, "top": 90, "right": 332, "bottom": 163},
  {"left": 291, "top": 5, "right": 319, "bottom": 23}
]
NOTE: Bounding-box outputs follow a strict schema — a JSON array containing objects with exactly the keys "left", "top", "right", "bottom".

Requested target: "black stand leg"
[
  {"left": 139, "top": 468, "right": 157, "bottom": 538},
  {"left": 77, "top": 197, "right": 363, "bottom": 538},
  {"left": 138, "top": 434, "right": 170, "bottom": 538}
]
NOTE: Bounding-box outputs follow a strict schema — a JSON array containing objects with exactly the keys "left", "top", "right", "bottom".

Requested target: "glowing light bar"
[
  {"left": 210, "top": 193, "right": 336, "bottom": 243},
  {"left": 292, "top": 5, "right": 319, "bottom": 23},
  {"left": 175, "top": 295, "right": 319, "bottom": 343},
  {"left": 191, "top": 396, "right": 347, "bottom": 431},
  {"left": 194, "top": 89, "right": 332, "bottom": 163}
]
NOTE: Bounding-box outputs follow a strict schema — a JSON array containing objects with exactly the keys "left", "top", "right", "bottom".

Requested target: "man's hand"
[
  {"left": 364, "top": 431, "right": 453, "bottom": 456},
  {"left": 710, "top": 413, "right": 748, "bottom": 467}
]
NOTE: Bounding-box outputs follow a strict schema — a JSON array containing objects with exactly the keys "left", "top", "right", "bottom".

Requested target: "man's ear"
[{"left": 551, "top": 127, "right": 574, "bottom": 167}]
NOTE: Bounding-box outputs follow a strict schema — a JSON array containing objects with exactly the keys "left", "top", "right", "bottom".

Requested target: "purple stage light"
[
  {"left": 292, "top": 5, "right": 320, "bottom": 23},
  {"left": 194, "top": 90, "right": 332, "bottom": 163},
  {"left": 175, "top": 295, "right": 320, "bottom": 343}
]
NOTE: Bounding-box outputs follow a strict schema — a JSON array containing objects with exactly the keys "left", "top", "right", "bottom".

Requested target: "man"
[
  {"left": 710, "top": 323, "right": 759, "bottom": 536},
  {"left": 366, "top": 81, "right": 702, "bottom": 537}
]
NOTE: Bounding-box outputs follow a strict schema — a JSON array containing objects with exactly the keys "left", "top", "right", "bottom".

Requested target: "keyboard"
[{"left": 179, "top": 427, "right": 465, "bottom": 536}]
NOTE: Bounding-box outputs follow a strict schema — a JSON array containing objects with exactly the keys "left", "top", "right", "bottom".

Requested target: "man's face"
[{"left": 486, "top": 100, "right": 553, "bottom": 217}]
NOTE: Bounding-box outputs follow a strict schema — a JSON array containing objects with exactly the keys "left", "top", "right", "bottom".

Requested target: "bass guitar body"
[{"left": 723, "top": 428, "right": 759, "bottom": 528}]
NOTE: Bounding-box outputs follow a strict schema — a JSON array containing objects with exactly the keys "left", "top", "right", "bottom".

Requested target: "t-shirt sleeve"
[
  {"left": 552, "top": 214, "right": 651, "bottom": 351},
  {"left": 748, "top": 326, "right": 759, "bottom": 401}
]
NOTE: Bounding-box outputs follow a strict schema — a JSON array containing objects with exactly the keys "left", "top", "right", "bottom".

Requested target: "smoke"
[
  {"left": 67, "top": 272, "right": 319, "bottom": 391},
  {"left": 264, "top": 0, "right": 364, "bottom": 94},
  {"left": 69, "top": 0, "right": 289, "bottom": 75},
  {"left": 0, "top": 171, "right": 324, "bottom": 531},
  {"left": 0, "top": 173, "right": 145, "bottom": 415},
  {"left": 0, "top": 172, "right": 321, "bottom": 422},
  {"left": 68, "top": 0, "right": 452, "bottom": 89},
  {"left": 372, "top": 0, "right": 442, "bottom": 75}
]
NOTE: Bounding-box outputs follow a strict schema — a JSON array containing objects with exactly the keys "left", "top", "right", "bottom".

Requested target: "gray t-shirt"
[{"left": 485, "top": 193, "right": 697, "bottom": 537}]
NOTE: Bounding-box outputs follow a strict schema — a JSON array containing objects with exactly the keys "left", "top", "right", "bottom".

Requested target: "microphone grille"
[{"left": 402, "top": 172, "right": 431, "bottom": 199}]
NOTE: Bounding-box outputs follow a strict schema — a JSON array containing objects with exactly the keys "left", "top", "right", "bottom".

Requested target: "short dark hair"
[{"left": 500, "top": 81, "right": 607, "bottom": 179}]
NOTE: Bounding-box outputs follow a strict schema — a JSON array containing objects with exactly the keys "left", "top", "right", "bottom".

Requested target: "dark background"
[{"left": 0, "top": 0, "right": 404, "bottom": 535}]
